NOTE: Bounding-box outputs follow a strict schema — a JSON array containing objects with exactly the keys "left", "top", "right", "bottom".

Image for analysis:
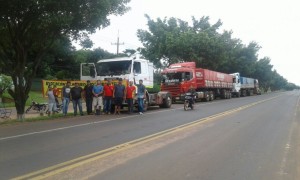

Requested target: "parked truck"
[
  {"left": 231, "top": 72, "right": 261, "bottom": 97},
  {"left": 161, "top": 62, "right": 234, "bottom": 102},
  {"left": 80, "top": 54, "right": 172, "bottom": 110}
]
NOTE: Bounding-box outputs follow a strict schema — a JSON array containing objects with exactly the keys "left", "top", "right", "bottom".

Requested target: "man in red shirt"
[
  {"left": 126, "top": 81, "right": 136, "bottom": 114},
  {"left": 52, "top": 85, "right": 60, "bottom": 106},
  {"left": 103, "top": 80, "right": 114, "bottom": 114}
]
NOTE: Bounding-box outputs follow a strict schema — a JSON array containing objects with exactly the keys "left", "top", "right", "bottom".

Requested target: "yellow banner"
[{"left": 42, "top": 80, "right": 128, "bottom": 97}]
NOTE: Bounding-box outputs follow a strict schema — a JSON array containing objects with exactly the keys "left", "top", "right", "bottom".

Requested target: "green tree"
[
  {"left": 0, "top": 0, "right": 130, "bottom": 120},
  {"left": 0, "top": 74, "right": 13, "bottom": 102},
  {"left": 36, "top": 36, "right": 75, "bottom": 79},
  {"left": 123, "top": 49, "right": 136, "bottom": 56},
  {"left": 137, "top": 15, "right": 295, "bottom": 92},
  {"left": 253, "top": 57, "right": 274, "bottom": 91},
  {"left": 137, "top": 15, "right": 247, "bottom": 71}
]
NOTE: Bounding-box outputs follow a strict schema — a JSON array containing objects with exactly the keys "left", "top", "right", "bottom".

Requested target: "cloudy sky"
[{"left": 85, "top": 0, "right": 300, "bottom": 85}]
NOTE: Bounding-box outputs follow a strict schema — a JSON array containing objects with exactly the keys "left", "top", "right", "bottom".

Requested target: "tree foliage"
[
  {"left": 137, "top": 15, "right": 298, "bottom": 91},
  {"left": 0, "top": 0, "right": 130, "bottom": 120},
  {"left": 0, "top": 74, "right": 13, "bottom": 100}
]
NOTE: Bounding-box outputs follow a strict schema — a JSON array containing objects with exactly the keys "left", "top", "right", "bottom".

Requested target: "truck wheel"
[
  {"left": 204, "top": 94, "right": 210, "bottom": 102},
  {"left": 209, "top": 93, "right": 214, "bottom": 101},
  {"left": 160, "top": 94, "right": 172, "bottom": 108}
]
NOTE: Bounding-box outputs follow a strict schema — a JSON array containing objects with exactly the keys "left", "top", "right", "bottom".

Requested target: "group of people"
[{"left": 47, "top": 79, "right": 146, "bottom": 116}]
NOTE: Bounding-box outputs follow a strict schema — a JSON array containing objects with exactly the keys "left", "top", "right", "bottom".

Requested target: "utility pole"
[{"left": 111, "top": 30, "right": 124, "bottom": 55}]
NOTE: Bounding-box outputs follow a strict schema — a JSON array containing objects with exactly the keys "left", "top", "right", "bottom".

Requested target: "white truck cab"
[
  {"left": 231, "top": 72, "right": 241, "bottom": 96},
  {"left": 80, "top": 54, "right": 154, "bottom": 88}
]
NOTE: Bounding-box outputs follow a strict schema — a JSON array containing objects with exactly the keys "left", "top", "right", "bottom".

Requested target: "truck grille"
[{"left": 161, "top": 85, "right": 181, "bottom": 97}]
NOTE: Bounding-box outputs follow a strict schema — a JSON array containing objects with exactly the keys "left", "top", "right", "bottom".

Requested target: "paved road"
[
  {"left": 0, "top": 91, "right": 299, "bottom": 179},
  {"left": 92, "top": 91, "right": 300, "bottom": 180}
]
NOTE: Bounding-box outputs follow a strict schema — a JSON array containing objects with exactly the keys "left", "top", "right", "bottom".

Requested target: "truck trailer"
[
  {"left": 231, "top": 72, "right": 261, "bottom": 97},
  {"left": 161, "top": 62, "right": 233, "bottom": 102},
  {"left": 80, "top": 54, "right": 172, "bottom": 110}
]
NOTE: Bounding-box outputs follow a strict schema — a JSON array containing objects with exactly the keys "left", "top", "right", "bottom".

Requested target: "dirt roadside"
[{"left": 1, "top": 103, "right": 87, "bottom": 122}]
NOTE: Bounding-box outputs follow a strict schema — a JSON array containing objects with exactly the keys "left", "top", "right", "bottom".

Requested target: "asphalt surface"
[
  {"left": 93, "top": 91, "right": 300, "bottom": 180},
  {"left": 0, "top": 91, "right": 299, "bottom": 179}
]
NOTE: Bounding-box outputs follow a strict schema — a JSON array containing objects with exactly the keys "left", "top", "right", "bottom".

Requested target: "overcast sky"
[{"left": 84, "top": 0, "right": 300, "bottom": 85}]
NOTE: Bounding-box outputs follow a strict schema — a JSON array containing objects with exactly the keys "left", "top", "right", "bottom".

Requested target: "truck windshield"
[
  {"left": 97, "top": 60, "right": 132, "bottom": 76},
  {"left": 162, "top": 72, "right": 192, "bottom": 83}
]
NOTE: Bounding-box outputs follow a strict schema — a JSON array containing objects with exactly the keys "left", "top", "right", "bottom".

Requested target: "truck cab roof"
[{"left": 97, "top": 55, "right": 149, "bottom": 63}]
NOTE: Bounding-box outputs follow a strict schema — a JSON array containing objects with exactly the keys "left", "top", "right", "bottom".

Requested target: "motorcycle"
[
  {"left": 184, "top": 92, "right": 195, "bottom": 111},
  {"left": 46, "top": 103, "right": 63, "bottom": 114},
  {"left": 25, "top": 100, "right": 47, "bottom": 113}
]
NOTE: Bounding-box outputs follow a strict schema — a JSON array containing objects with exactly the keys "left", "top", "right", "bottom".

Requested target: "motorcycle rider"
[{"left": 186, "top": 85, "right": 196, "bottom": 107}]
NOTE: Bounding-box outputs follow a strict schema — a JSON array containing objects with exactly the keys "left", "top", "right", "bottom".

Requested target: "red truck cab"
[{"left": 161, "top": 62, "right": 197, "bottom": 102}]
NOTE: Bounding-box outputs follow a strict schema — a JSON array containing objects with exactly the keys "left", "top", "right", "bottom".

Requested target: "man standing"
[
  {"left": 84, "top": 80, "right": 94, "bottom": 115},
  {"left": 52, "top": 85, "right": 59, "bottom": 106},
  {"left": 93, "top": 80, "right": 103, "bottom": 115},
  {"left": 47, "top": 85, "right": 57, "bottom": 116},
  {"left": 103, "top": 80, "right": 114, "bottom": 114},
  {"left": 113, "top": 79, "right": 126, "bottom": 115},
  {"left": 126, "top": 81, "right": 136, "bottom": 114},
  {"left": 134, "top": 78, "right": 146, "bottom": 115},
  {"left": 71, "top": 82, "right": 84, "bottom": 116},
  {"left": 61, "top": 81, "right": 71, "bottom": 116}
]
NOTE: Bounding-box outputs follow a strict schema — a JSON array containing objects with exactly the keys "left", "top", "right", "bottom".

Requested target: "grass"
[
  {"left": 2, "top": 91, "right": 47, "bottom": 107},
  {"left": 0, "top": 113, "right": 75, "bottom": 126}
]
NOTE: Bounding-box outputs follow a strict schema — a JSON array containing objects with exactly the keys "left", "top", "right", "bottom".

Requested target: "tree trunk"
[{"left": 8, "top": 75, "right": 30, "bottom": 121}]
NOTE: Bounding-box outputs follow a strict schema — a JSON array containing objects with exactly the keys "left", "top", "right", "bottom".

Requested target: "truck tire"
[
  {"left": 204, "top": 94, "right": 210, "bottom": 102},
  {"left": 160, "top": 94, "right": 172, "bottom": 108},
  {"left": 209, "top": 93, "right": 214, "bottom": 101}
]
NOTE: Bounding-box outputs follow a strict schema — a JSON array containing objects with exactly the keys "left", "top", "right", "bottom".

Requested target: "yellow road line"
[{"left": 13, "top": 95, "right": 281, "bottom": 180}]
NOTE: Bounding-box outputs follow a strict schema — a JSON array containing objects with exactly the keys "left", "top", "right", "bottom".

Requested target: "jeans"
[
  {"left": 138, "top": 98, "right": 144, "bottom": 113},
  {"left": 127, "top": 99, "right": 133, "bottom": 113},
  {"left": 86, "top": 97, "right": 93, "bottom": 114},
  {"left": 104, "top": 96, "right": 112, "bottom": 113},
  {"left": 72, "top": 98, "right": 83, "bottom": 115},
  {"left": 62, "top": 98, "right": 70, "bottom": 115}
]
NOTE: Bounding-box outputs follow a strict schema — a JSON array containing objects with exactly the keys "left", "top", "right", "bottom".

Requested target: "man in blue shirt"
[
  {"left": 92, "top": 80, "right": 103, "bottom": 115},
  {"left": 134, "top": 78, "right": 146, "bottom": 115},
  {"left": 113, "top": 79, "right": 126, "bottom": 115}
]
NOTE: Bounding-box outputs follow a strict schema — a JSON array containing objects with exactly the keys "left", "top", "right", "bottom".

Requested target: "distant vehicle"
[
  {"left": 161, "top": 62, "right": 234, "bottom": 103},
  {"left": 80, "top": 54, "right": 172, "bottom": 110},
  {"left": 231, "top": 73, "right": 261, "bottom": 97}
]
